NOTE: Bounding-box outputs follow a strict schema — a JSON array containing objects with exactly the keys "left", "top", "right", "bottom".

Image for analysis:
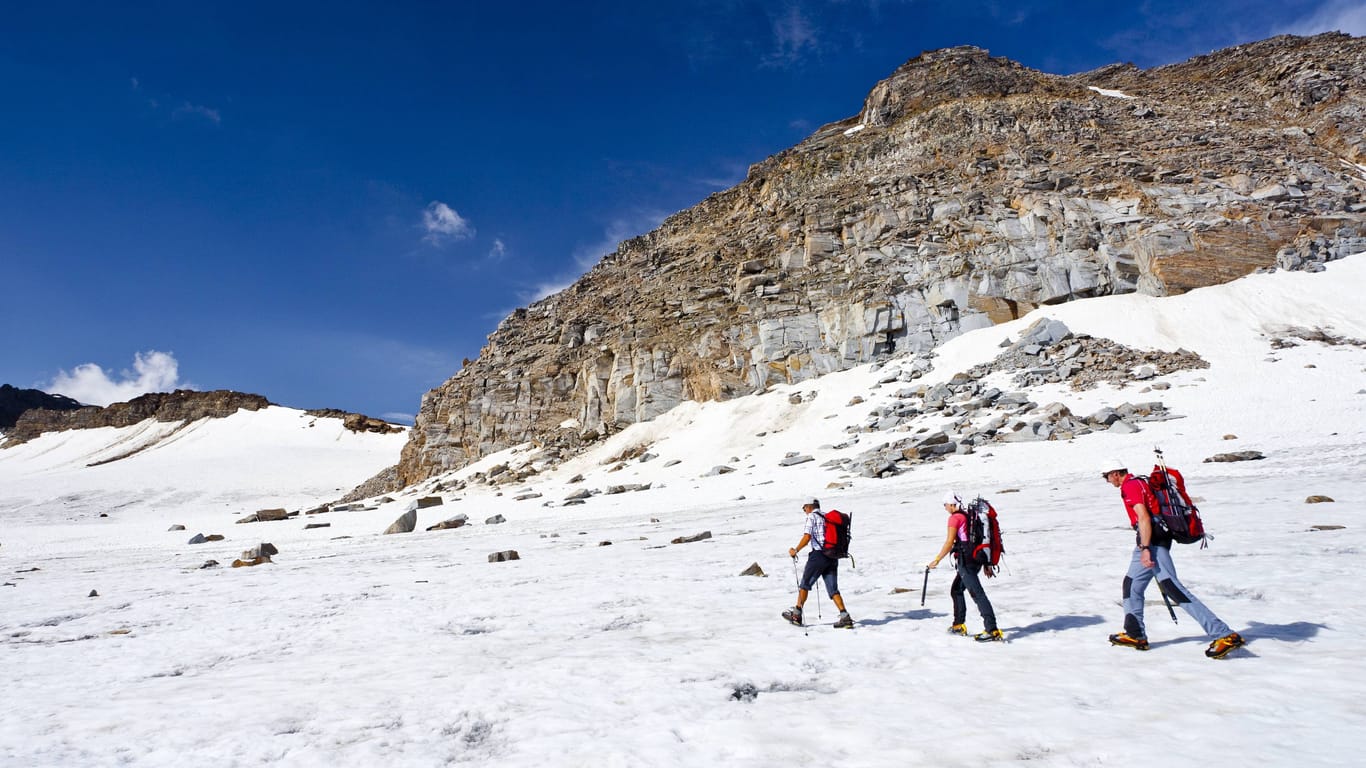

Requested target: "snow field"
[{"left": 3, "top": 255, "right": 1366, "bottom": 765}]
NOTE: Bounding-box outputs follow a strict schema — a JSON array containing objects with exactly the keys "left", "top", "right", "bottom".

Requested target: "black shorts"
[{"left": 799, "top": 550, "right": 839, "bottom": 595}]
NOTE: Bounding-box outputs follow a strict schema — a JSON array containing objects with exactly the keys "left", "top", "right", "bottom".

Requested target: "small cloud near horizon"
[
  {"left": 381, "top": 411, "right": 415, "bottom": 425},
  {"left": 173, "top": 102, "right": 222, "bottom": 125},
  {"left": 44, "top": 350, "right": 191, "bottom": 407},
  {"left": 422, "top": 201, "right": 475, "bottom": 245}
]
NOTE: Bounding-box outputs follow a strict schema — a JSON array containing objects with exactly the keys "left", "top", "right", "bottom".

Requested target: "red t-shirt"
[
  {"left": 948, "top": 511, "right": 969, "bottom": 541},
  {"left": 1119, "top": 474, "right": 1157, "bottom": 527}
]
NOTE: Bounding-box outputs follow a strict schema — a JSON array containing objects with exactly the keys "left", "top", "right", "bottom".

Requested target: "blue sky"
[{"left": 3, "top": 1, "right": 1362, "bottom": 421}]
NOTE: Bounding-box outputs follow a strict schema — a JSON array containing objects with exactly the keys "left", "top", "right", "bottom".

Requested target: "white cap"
[
  {"left": 942, "top": 490, "right": 961, "bottom": 507},
  {"left": 1102, "top": 458, "right": 1127, "bottom": 474},
  {"left": 804, "top": 497, "right": 820, "bottom": 509}
]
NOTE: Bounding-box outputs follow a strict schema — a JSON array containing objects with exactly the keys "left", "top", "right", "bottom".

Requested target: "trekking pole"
[
  {"left": 1156, "top": 581, "right": 1179, "bottom": 624},
  {"left": 920, "top": 566, "right": 930, "bottom": 607},
  {"left": 813, "top": 580, "right": 823, "bottom": 620}
]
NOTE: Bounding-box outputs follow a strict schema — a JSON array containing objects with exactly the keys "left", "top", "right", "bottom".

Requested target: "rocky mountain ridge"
[
  {"left": 394, "top": 33, "right": 1366, "bottom": 488},
  {"left": 2, "top": 389, "right": 403, "bottom": 445}
]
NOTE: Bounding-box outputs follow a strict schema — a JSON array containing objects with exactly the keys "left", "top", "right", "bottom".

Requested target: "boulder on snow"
[
  {"left": 427, "top": 514, "right": 469, "bottom": 531},
  {"left": 672, "top": 531, "right": 713, "bottom": 544},
  {"left": 168, "top": 524, "right": 186, "bottom": 532},
  {"left": 414, "top": 496, "right": 444, "bottom": 509},
  {"left": 702, "top": 465, "right": 736, "bottom": 477},
  {"left": 231, "top": 543, "right": 276, "bottom": 568},
  {"left": 384, "top": 509, "right": 417, "bottom": 535},
  {"left": 187, "top": 533, "right": 207, "bottom": 545},
  {"left": 1204, "top": 450, "right": 1265, "bottom": 463},
  {"left": 739, "top": 562, "right": 766, "bottom": 577},
  {"left": 1305, "top": 495, "right": 1335, "bottom": 504},
  {"left": 236, "top": 508, "right": 289, "bottom": 524},
  {"left": 485, "top": 514, "right": 507, "bottom": 525},
  {"left": 488, "top": 550, "right": 520, "bottom": 563}
]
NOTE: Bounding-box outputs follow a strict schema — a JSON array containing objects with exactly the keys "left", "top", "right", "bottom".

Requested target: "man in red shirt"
[{"left": 1103, "top": 459, "right": 1244, "bottom": 659}]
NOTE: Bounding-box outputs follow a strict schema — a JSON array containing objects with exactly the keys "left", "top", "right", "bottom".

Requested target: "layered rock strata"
[{"left": 398, "top": 33, "right": 1366, "bottom": 487}]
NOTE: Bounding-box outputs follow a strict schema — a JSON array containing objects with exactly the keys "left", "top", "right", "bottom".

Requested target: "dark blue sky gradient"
[{"left": 2, "top": 1, "right": 1359, "bottom": 419}]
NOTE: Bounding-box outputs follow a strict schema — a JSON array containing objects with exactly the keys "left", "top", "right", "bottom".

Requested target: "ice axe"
[{"left": 920, "top": 566, "right": 931, "bottom": 607}]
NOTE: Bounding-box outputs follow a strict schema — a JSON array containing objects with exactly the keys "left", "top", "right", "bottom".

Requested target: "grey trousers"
[{"left": 1122, "top": 545, "right": 1231, "bottom": 640}]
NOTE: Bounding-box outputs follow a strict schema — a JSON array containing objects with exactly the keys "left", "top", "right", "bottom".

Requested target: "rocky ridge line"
[{"left": 3, "top": 390, "right": 401, "bottom": 446}]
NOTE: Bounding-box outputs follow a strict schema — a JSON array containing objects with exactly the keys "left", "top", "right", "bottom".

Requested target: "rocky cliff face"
[{"left": 397, "top": 33, "right": 1366, "bottom": 487}]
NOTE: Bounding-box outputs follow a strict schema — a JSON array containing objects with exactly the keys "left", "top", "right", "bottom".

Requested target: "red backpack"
[
  {"left": 1142, "top": 465, "right": 1210, "bottom": 547},
  {"left": 964, "top": 498, "right": 1005, "bottom": 577},
  {"left": 821, "top": 510, "right": 852, "bottom": 559}
]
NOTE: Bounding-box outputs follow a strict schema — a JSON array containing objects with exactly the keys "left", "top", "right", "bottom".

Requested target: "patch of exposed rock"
[
  {"left": 0, "top": 384, "right": 82, "bottom": 431},
  {"left": 967, "top": 319, "right": 1209, "bottom": 391},
  {"left": 304, "top": 408, "right": 406, "bottom": 434},
  {"left": 5, "top": 390, "right": 272, "bottom": 446},
  {"left": 826, "top": 319, "right": 1198, "bottom": 478},
  {"left": 393, "top": 34, "right": 1366, "bottom": 489}
]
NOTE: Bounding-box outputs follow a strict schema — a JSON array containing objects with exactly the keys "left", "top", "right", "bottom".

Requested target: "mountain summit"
[{"left": 396, "top": 33, "right": 1366, "bottom": 488}]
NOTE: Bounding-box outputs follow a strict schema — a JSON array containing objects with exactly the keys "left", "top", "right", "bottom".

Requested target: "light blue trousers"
[{"left": 1122, "top": 545, "right": 1231, "bottom": 640}]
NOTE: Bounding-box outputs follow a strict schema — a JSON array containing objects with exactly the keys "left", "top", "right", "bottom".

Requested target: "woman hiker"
[{"left": 926, "top": 490, "right": 1003, "bottom": 642}]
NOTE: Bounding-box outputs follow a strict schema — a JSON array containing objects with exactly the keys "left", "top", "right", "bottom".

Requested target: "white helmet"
[
  {"left": 942, "top": 490, "right": 961, "bottom": 507},
  {"left": 1102, "top": 458, "right": 1127, "bottom": 475}
]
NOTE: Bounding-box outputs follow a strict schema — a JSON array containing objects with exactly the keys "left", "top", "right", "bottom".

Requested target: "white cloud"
[
  {"left": 45, "top": 351, "right": 191, "bottom": 407},
  {"left": 380, "top": 412, "right": 415, "bottom": 425},
  {"left": 762, "top": 6, "right": 821, "bottom": 68},
  {"left": 488, "top": 238, "right": 507, "bottom": 261},
  {"left": 173, "top": 102, "right": 222, "bottom": 125},
  {"left": 422, "top": 201, "right": 475, "bottom": 245},
  {"left": 1279, "top": 1, "right": 1366, "bottom": 35}
]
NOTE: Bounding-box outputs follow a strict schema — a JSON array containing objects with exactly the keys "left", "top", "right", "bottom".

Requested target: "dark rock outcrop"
[
  {"left": 0, "top": 385, "right": 82, "bottom": 431},
  {"left": 304, "top": 408, "right": 406, "bottom": 434}
]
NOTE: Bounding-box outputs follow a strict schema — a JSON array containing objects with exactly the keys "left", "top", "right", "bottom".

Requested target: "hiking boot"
[
  {"left": 1205, "top": 632, "right": 1245, "bottom": 659},
  {"left": 833, "top": 612, "right": 854, "bottom": 629},
  {"left": 1109, "top": 632, "right": 1150, "bottom": 651},
  {"left": 782, "top": 607, "right": 804, "bottom": 626},
  {"left": 974, "top": 629, "right": 1004, "bottom": 643},
  {"left": 947, "top": 623, "right": 969, "bottom": 636}
]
